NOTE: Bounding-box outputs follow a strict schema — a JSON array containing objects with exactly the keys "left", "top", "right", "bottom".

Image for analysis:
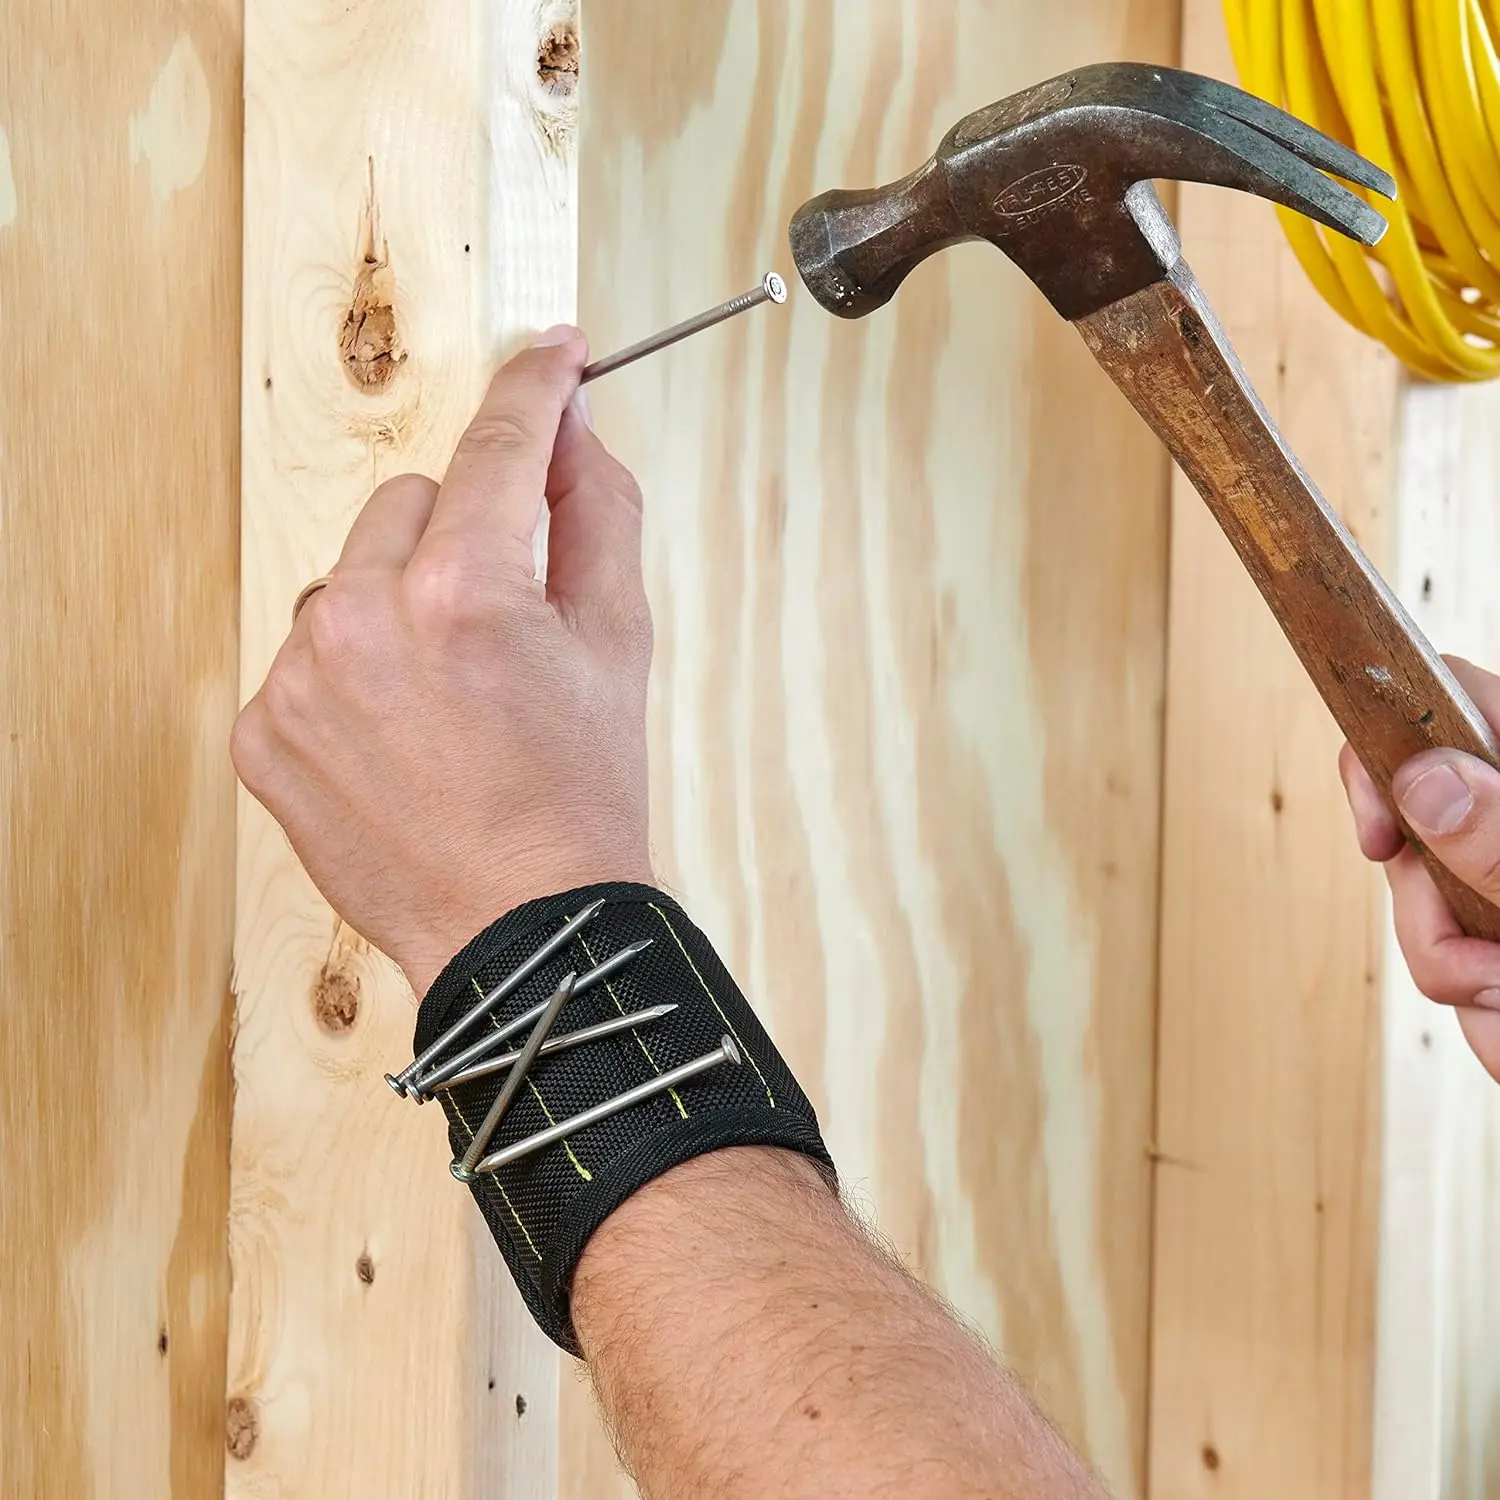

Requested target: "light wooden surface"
[
  {"left": 0, "top": 4, "right": 241, "bottom": 1497},
  {"left": 1149, "top": 5, "right": 1400, "bottom": 1497},
  {"left": 574, "top": 4, "right": 1178, "bottom": 1495},
  {"left": 1372, "top": 382, "right": 1500, "bottom": 1500},
  {"left": 232, "top": 1, "right": 578, "bottom": 1495}
]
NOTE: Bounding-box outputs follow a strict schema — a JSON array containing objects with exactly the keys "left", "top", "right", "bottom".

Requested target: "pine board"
[
  {"left": 572, "top": 4, "right": 1179, "bottom": 1495},
  {"left": 232, "top": 2, "right": 579, "bottom": 1495},
  {"left": 1150, "top": 5, "right": 1399, "bottom": 1496},
  {"left": 0, "top": 4, "right": 242, "bottom": 1497},
  {"left": 1372, "top": 383, "right": 1500, "bottom": 1500}
]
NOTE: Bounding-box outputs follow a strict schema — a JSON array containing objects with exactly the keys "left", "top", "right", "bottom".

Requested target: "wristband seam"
[
  {"left": 574, "top": 926, "right": 688, "bottom": 1118},
  {"left": 649, "top": 900, "right": 775, "bottom": 1106},
  {"left": 446, "top": 1089, "right": 545, "bottom": 1259}
]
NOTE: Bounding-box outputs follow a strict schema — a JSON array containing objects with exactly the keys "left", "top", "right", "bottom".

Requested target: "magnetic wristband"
[{"left": 401, "top": 882, "right": 837, "bottom": 1355}]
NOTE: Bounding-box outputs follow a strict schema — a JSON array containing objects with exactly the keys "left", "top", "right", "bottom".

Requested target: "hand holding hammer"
[{"left": 788, "top": 61, "right": 1500, "bottom": 942}]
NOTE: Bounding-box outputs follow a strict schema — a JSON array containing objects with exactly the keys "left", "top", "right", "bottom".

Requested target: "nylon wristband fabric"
[{"left": 412, "top": 881, "right": 837, "bottom": 1355}]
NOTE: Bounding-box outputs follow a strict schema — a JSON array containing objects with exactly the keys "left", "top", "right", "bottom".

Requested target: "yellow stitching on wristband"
[
  {"left": 526, "top": 1079, "right": 594, "bottom": 1181},
  {"left": 648, "top": 903, "right": 775, "bottom": 1108},
  {"left": 449, "top": 1091, "right": 542, "bottom": 1260},
  {"left": 469, "top": 965, "right": 592, "bottom": 1181},
  {"left": 577, "top": 930, "right": 687, "bottom": 1120}
]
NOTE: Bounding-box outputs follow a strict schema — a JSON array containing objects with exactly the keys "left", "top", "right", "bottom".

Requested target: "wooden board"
[
  {"left": 1372, "top": 382, "right": 1500, "bottom": 1500},
  {"left": 0, "top": 5, "right": 241, "bottom": 1498},
  {"left": 1149, "top": 5, "right": 1400, "bottom": 1496},
  {"left": 573, "top": 4, "right": 1178, "bottom": 1495},
  {"left": 231, "top": 2, "right": 578, "bottom": 1495}
]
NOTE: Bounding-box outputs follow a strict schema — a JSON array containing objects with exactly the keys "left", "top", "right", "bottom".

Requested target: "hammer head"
[{"left": 789, "top": 62, "right": 1395, "bottom": 323}]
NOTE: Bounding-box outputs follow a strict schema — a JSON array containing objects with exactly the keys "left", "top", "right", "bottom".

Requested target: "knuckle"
[
  {"left": 1402, "top": 936, "right": 1473, "bottom": 1008},
  {"left": 458, "top": 407, "right": 536, "bottom": 462},
  {"left": 261, "top": 658, "right": 310, "bottom": 726},
  {"left": 610, "top": 466, "right": 644, "bottom": 516},
  {"left": 582, "top": 587, "right": 652, "bottom": 669},
  {"left": 304, "top": 583, "right": 366, "bottom": 663},
  {"left": 1405, "top": 951, "right": 1456, "bottom": 1006},
  {"left": 230, "top": 701, "right": 273, "bottom": 788},
  {"left": 613, "top": 590, "right": 654, "bottom": 661},
  {"left": 404, "top": 554, "right": 491, "bottom": 635}
]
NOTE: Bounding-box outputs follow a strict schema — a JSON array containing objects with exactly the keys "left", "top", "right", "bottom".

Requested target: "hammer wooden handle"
[{"left": 1077, "top": 266, "right": 1500, "bottom": 943}]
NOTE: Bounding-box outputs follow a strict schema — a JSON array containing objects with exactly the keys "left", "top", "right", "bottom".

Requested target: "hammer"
[{"left": 788, "top": 61, "right": 1500, "bottom": 943}]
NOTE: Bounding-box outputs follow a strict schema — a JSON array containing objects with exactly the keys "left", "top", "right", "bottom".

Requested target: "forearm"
[{"left": 572, "top": 1146, "right": 1107, "bottom": 1500}]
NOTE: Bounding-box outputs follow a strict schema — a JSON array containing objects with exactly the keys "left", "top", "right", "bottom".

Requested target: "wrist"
[
  {"left": 571, "top": 1146, "right": 843, "bottom": 1348},
  {"left": 396, "top": 853, "right": 656, "bottom": 996}
]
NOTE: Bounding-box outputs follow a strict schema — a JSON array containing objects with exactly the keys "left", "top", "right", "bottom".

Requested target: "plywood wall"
[
  {"left": 1150, "top": 6, "right": 1399, "bottom": 1498},
  {"left": 575, "top": 4, "right": 1179, "bottom": 1495},
  {"left": 0, "top": 4, "right": 242, "bottom": 1497},
  {"left": 231, "top": 2, "right": 578, "bottom": 1496}
]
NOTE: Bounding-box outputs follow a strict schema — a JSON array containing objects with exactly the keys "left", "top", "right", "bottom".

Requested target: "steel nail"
[
  {"left": 453, "top": 972, "right": 576, "bottom": 1181},
  {"left": 390, "top": 898, "right": 605, "bottom": 1094},
  {"left": 431, "top": 1004, "right": 678, "bottom": 1094},
  {"left": 470, "top": 1035, "right": 741, "bottom": 1176},
  {"left": 579, "top": 272, "right": 788, "bottom": 385},
  {"left": 408, "top": 938, "right": 653, "bottom": 1100}
]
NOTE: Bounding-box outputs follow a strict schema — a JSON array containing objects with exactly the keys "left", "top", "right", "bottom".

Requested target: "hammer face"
[{"left": 789, "top": 61, "right": 1394, "bottom": 324}]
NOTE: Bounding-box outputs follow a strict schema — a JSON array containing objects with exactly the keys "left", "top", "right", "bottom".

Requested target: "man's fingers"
[
  {"left": 545, "top": 405, "right": 649, "bottom": 648},
  {"left": 416, "top": 328, "right": 588, "bottom": 578},
  {"left": 1339, "top": 743, "right": 1404, "bottom": 861},
  {"left": 337, "top": 473, "right": 439, "bottom": 571},
  {"left": 1391, "top": 748, "right": 1500, "bottom": 906},
  {"left": 1386, "top": 846, "right": 1500, "bottom": 1005},
  {"left": 1338, "top": 656, "right": 1500, "bottom": 866}
]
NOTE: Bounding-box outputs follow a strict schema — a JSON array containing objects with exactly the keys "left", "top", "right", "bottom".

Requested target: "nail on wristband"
[{"left": 395, "top": 881, "right": 837, "bottom": 1355}]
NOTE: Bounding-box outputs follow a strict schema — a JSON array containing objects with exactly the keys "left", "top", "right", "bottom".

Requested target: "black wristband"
[{"left": 411, "top": 881, "right": 837, "bottom": 1355}]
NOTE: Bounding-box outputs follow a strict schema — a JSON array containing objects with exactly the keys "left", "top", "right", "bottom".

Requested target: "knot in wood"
[
  {"left": 537, "top": 23, "right": 579, "bottom": 95},
  {"left": 226, "top": 1395, "right": 261, "bottom": 1460},
  {"left": 312, "top": 964, "right": 360, "bottom": 1033},
  {"left": 340, "top": 251, "right": 405, "bottom": 392}
]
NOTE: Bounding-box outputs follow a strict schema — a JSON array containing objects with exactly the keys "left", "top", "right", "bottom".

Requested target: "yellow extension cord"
[{"left": 1221, "top": 0, "right": 1500, "bottom": 379}]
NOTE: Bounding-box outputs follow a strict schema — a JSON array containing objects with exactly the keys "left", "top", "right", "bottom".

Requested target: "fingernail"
[
  {"left": 571, "top": 387, "right": 594, "bottom": 430},
  {"left": 1477, "top": 988, "right": 1500, "bottom": 1010},
  {"left": 532, "top": 323, "right": 582, "bottom": 348},
  {"left": 1398, "top": 762, "right": 1475, "bottom": 836}
]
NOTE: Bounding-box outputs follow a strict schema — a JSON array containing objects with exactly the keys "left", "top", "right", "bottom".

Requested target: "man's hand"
[
  {"left": 1340, "top": 656, "right": 1500, "bottom": 1080},
  {"left": 233, "top": 327, "right": 1117, "bottom": 1500},
  {"left": 232, "top": 327, "right": 654, "bottom": 996}
]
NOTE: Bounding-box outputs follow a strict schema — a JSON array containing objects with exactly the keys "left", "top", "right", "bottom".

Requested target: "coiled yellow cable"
[{"left": 1222, "top": 0, "right": 1500, "bottom": 379}]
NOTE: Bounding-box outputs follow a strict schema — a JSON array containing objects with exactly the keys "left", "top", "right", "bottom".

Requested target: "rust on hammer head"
[{"left": 788, "top": 62, "right": 1395, "bottom": 323}]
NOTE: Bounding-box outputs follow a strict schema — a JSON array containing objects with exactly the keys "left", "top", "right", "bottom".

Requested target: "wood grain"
[
  {"left": 574, "top": 4, "right": 1178, "bottom": 1495},
  {"left": 1150, "top": 5, "right": 1400, "bottom": 1496},
  {"left": 1079, "top": 270, "right": 1500, "bottom": 942},
  {"left": 233, "top": 2, "right": 578, "bottom": 1495},
  {"left": 0, "top": 4, "right": 241, "bottom": 1497},
  {"left": 1372, "top": 382, "right": 1500, "bottom": 1500}
]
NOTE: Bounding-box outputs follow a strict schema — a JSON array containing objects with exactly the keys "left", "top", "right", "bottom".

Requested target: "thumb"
[
  {"left": 544, "top": 404, "right": 649, "bottom": 649},
  {"left": 1394, "top": 749, "right": 1500, "bottom": 904}
]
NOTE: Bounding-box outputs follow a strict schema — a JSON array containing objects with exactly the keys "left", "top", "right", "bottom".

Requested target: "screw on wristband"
[{"left": 393, "top": 881, "right": 837, "bottom": 1355}]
